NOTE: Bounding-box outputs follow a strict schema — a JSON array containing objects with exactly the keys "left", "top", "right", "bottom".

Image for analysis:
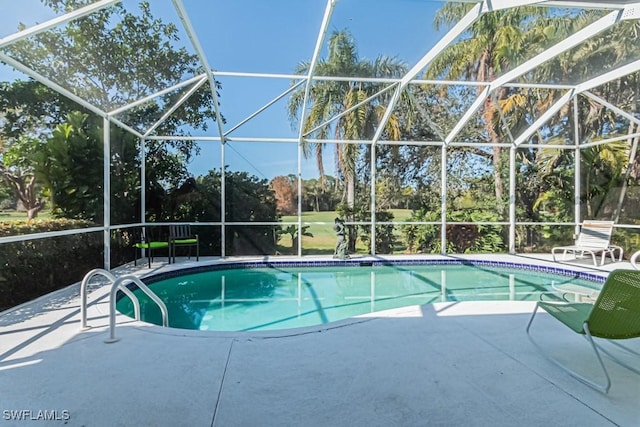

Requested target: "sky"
[{"left": 0, "top": 0, "right": 446, "bottom": 181}]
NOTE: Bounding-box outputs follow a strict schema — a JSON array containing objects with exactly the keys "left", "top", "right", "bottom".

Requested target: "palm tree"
[
  {"left": 533, "top": 138, "right": 629, "bottom": 220},
  {"left": 287, "top": 29, "right": 408, "bottom": 211},
  {"left": 530, "top": 14, "right": 640, "bottom": 222},
  {"left": 304, "top": 178, "right": 323, "bottom": 212},
  {"left": 425, "top": 3, "right": 551, "bottom": 216}
]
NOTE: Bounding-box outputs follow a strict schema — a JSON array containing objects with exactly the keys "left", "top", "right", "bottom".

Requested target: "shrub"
[
  {"left": 357, "top": 210, "right": 396, "bottom": 254},
  {"left": 401, "top": 209, "right": 506, "bottom": 254},
  {"left": 0, "top": 219, "right": 103, "bottom": 311}
]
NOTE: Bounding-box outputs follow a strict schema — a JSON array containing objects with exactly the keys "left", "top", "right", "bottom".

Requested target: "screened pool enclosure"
[{"left": 1, "top": 0, "right": 640, "bottom": 277}]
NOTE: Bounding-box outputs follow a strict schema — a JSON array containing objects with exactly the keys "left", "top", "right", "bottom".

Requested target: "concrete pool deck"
[{"left": 1, "top": 254, "right": 639, "bottom": 426}]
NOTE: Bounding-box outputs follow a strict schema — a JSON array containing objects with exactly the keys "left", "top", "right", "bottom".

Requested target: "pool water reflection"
[{"left": 116, "top": 263, "right": 601, "bottom": 331}]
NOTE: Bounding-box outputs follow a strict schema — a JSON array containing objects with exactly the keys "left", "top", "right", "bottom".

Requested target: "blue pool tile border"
[{"left": 142, "top": 258, "right": 606, "bottom": 285}]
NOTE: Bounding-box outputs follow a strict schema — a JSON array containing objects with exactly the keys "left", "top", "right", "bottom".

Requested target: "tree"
[
  {"left": 0, "top": 136, "right": 46, "bottom": 219},
  {"left": 357, "top": 210, "right": 396, "bottom": 254},
  {"left": 224, "top": 170, "right": 280, "bottom": 255},
  {"left": 534, "top": 140, "right": 629, "bottom": 220},
  {"left": 288, "top": 30, "right": 412, "bottom": 251},
  {"left": 302, "top": 176, "right": 340, "bottom": 212},
  {"left": 173, "top": 170, "right": 279, "bottom": 255},
  {"left": 375, "top": 84, "right": 486, "bottom": 214},
  {"left": 375, "top": 176, "right": 402, "bottom": 210},
  {"left": 548, "top": 19, "right": 640, "bottom": 222},
  {"left": 0, "top": 178, "right": 15, "bottom": 210},
  {"left": 278, "top": 225, "right": 313, "bottom": 255},
  {"left": 489, "top": 12, "right": 640, "bottom": 229},
  {"left": 0, "top": 80, "right": 69, "bottom": 219},
  {"left": 33, "top": 112, "right": 104, "bottom": 220},
  {"left": 425, "top": 4, "right": 550, "bottom": 217},
  {"left": 270, "top": 175, "right": 297, "bottom": 215},
  {"left": 0, "top": 80, "right": 69, "bottom": 139},
  {"left": 288, "top": 29, "right": 408, "bottom": 208},
  {"left": 303, "top": 178, "right": 322, "bottom": 212},
  {"left": 1, "top": 1, "right": 220, "bottom": 222},
  {"left": 8, "top": 1, "right": 209, "bottom": 115}
]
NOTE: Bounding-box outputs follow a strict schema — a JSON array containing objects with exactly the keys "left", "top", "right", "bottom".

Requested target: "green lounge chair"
[{"left": 526, "top": 269, "right": 640, "bottom": 393}]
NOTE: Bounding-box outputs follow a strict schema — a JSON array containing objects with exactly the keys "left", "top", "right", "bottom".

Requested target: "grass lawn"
[
  {"left": 0, "top": 210, "right": 52, "bottom": 221},
  {"left": 280, "top": 209, "right": 412, "bottom": 255},
  {"left": 388, "top": 209, "right": 413, "bottom": 222}
]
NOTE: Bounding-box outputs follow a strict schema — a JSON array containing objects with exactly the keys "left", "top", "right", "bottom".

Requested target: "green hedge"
[{"left": 0, "top": 220, "right": 103, "bottom": 311}]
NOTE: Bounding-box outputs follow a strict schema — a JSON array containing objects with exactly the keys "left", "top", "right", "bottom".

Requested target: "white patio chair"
[{"left": 552, "top": 220, "right": 620, "bottom": 266}]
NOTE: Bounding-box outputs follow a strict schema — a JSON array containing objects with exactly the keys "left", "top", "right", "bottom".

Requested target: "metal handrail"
[
  {"left": 106, "top": 275, "right": 169, "bottom": 343},
  {"left": 631, "top": 250, "right": 640, "bottom": 270},
  {"left": 80, "top": 269, "right": 141, "bottom": 330}
]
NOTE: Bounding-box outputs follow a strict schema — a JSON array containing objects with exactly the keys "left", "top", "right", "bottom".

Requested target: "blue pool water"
[{"left": 116, "top": 262, "right": 602, "bottom": 332}]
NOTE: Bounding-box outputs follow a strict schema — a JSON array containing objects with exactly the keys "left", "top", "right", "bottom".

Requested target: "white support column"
[
  {"left": 366, "top": 1, "right": 488, "bottom": 254},
  {"left": 441, "top": 145, "right": 447, "bottom": 254},
  {"left": 370, "top": 141, "right": 376, "bottom": 255},
  {"left": 173, "top": 0, "right": 231, "bottom": 256},
  {"left": 139, "top": 137, "right": 147, "bottom": 259},
  {"left": 297, "top": 138, "right": 303, "bottom": 257},
  {"left": 614, "top": 133, "right": 639, "bottom": 222},
  {"left": 573, "top": 96, "right": 581, "bottom": 230},
  {"left": 221, "top": 140, "right": 226, "bottom": 257},
  {"left": 509, "top": 146, "right": 516, "bottom": 254},
  {"left": 295, "top": 0, "right": 337, "bottom": 257},
  {"left": 582, "top": 89, "right": 640, "bottom": 223},
  {"left": 140, "top": 138, "right": 146, "bottom": 225},
  {"left": 103, "top": 117, "right": 111, "bottom": 270}
]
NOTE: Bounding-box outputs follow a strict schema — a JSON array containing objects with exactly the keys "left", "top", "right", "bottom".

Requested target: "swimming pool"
[{"left": 116, "top": 260, "right": 603, "bottom": 332}]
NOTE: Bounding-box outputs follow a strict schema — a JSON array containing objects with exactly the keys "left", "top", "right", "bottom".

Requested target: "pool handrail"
[
  {"left": 630, "top": 250, "right": 640, "bottom": 270},
  {"left": 80, "top": 269, "right": 141, "bottom": 330},
  {"left": 106, "top": 275, "right": 169, "bottom": 343}
]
